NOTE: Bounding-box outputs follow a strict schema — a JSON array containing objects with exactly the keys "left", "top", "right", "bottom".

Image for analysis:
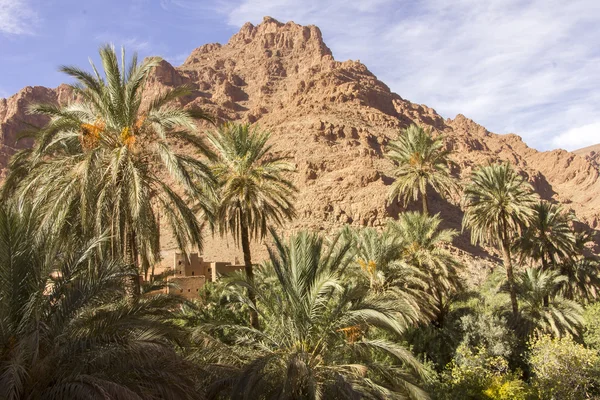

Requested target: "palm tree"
[
  {"left": 504, "top": 268, "right": 584, "bottom": 338},
  {"left": 198, "top": 230, "right": 430, "bottom": 399},
  {"left": 559, "top": 258, "right": 600, "bottom": 303},
  {"left": 515, "top": 200, "right": 576, "bottom": 271},
  {"left": 390, "top": 212, "right": 462, "bottom": 327},
  {"left": 342, "top": 226, "right": 427, "bottom": 326},
  {"left": 0, "top": 204, "right": 201, "bottom": 399},
  {"left": 387, "top": 124, "right": 457, "bottom": 214},
  {"left": 207, "top": 123, "right": 297, "bottom": 329},
  {"left": 462, "top": 163, "right": 538, "bottom": 317},
  {"left": 391, "top": 212, "right": 458, "bottom": 279},
  {"left": 4, "top": 45, "right": 215, "bottom": 280}
]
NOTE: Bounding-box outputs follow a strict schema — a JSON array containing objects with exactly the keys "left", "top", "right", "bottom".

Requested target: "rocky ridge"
[{"left": 2, "top": 17, "right": 599, "bottom": 268}]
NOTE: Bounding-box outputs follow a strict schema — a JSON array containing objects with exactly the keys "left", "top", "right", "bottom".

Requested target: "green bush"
[
  {"left": 432, "top": 344, "right": 529, "bottom": 400},
  {"left": 583, "top": 302, "right": 600, "bottom": 350},
  {"left": 459, "top": 313, "right": 516, "bottom": 359},
  {"left": 529, "top": 335, "right": 600, "bottom": 400},
  {"left": 405, "top": 323, "right": 462, "bottom": 370}
]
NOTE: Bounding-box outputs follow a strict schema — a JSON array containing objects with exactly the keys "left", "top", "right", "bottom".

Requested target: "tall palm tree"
[
  {"left": 4, "top": 45, "right": 215, "bottom": 280},
  {"left": 515, "top": 200, "right": 576, "bottom": 271},
  {"left": 198, "top": 230, "right": 430, "bottom": 399},
  {"left": 463, "top": 163, "right": 538, "bottom": 317},
  {"left": 389, "top": 212, "right": 462, "bottom": 327},
  {"left": 0, "top": 204, "right": 201, "bottom": 400},
  {"left": 504, "top": 268, "right": 584, "bottom": 338},
  {"left": 387, "top": 124, "right": 457, "bottom": 214},
  {"left": 207, "top": 123, "right": 297, "bottom": 329}
]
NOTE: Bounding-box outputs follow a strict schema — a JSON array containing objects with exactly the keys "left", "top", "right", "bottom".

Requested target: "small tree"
[
  {"left": 559, "top": 256, "right": 600, "bottom": 303},
  {"left": 343, "top": 225, "right": 428, "bottom": 327},
  {"left": 508, "top": 268, "right": 584, "bottom": 338},
  {"left": 515, "top": 200, "right": 576, "bottom": 271},
  {"left": 390, "top": 211, "right": 462, "bottom": 327},
  {"left": 529, "top": 335, "right": 600, "bottom": 400}
]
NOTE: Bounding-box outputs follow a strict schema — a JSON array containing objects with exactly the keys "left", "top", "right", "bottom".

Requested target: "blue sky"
[{"left": 1, "top": 0, "right": 599, "bottom": 151}]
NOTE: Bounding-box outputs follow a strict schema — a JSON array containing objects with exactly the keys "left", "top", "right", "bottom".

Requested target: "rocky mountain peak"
[
  {"left": 184, "top": 16, "right": 332, "bottom": 69},
  {"left": 228, "top": 16, "right": 332, "bottom": 58}
]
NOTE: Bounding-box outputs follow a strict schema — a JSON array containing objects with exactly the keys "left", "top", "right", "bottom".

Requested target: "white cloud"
[
  {"left": 223, "top": 0, "right": 600, "bottom": 151},
  {"left": 94, "top": 34, "right": 151, "bottom": 52},
  {"left": 160, "top": 0, "right": 221, "bottom": 12},
  {"left": 122, "top": 38, "right": 150, "bottom": 52},
  {"left": 0, "top": 0, "right": 37, "bottom": 34},
  {"left": 164, "top": 52, "right": 191, "bottom": 66},
  {"left": 551, "top": 122, "right": 600, "bottom": 151}
]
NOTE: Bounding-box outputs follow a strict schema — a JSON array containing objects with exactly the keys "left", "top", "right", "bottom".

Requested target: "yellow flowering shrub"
[{"left": 529, "top": 335, "right": 600, "bottom": 400}]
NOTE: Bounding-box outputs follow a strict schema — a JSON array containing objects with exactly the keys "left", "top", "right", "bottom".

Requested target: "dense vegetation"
[{"left": 1, "top": 46, "right": 599, "bottom": 399}]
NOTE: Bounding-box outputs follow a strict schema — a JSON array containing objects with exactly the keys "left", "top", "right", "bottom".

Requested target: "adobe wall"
[
  {"left": 211, "top": 262, "right": 245, "bottom": 281},
  {"left": 186, "top": 253, "right": 209, "bottom": 276},
  {"left": 173, "top": 252, "right": 210, "bottom": 277},
  {"left": 167, "top": 275, "right": 206, "bottom": 299},
  {"left": 173, "top": 252, "right": 188, "bottom": 276},
  {"left": 154, "top": 253, "right": 243, "bottom": 294}
]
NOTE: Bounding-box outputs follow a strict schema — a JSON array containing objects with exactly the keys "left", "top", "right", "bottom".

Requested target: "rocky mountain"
[
  {"left": 574, "top": 144, "right": 600, "bottom": 169},
  {"left": 2, "top": 16, "right": 599, "bottom": 269}
]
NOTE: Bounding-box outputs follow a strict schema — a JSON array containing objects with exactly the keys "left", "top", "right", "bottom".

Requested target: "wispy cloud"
[
  {"left": 224, "top": 0, "right": 600, "bottom": 151},
  {"left": 160, "top": 0, "right": 221, "bottom": 12},
  {"left": 163, "top": 51, "right": 191, "bottom": 66},
  {"left": 94, "top": 33, "right": 151, "bottom": 52},
  {"left": 0, "top": 0, "right": 37, "bottom": 35},
  {"left": 552, "top": 122, "right": 600, "bottom": 150}
]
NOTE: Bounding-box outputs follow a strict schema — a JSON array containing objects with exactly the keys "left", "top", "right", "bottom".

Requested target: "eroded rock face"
[
  {"left": 0, "top": 85, "right": 71, "bottom": 175},
  {"left": 1, "top": 16, "right": 599, "bottom": 265}
]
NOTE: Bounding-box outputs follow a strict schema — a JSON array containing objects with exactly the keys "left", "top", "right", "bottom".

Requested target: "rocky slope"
[
  {"left": 574, "top": 144, "right": 600, "bottom": 171},
  {"left": 2, "top": 16, "right": 599, "bottom": 268}
]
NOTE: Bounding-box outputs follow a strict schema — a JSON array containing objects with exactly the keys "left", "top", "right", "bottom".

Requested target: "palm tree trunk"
[
  {"left": 541, "top": 255, "right": 549, "bottom": 272},
  {"left": 422, "top": 194, "right": 429, "bottom": 215},
  {"left": 499, "top": 217, "right": 519, "bottom": 317},
  {"left": 501, "top": 236, "right": 519, "bottom": 317},
  {"left": 124, "top": 225, "right": 140, "bottom": 297},
  {"left": 132, "top": 231, "right": 141, "bottom": 295},
  {"left": 111, "top": 219, "right": 115, "bottom": 259},
  {"left": 151, "top": 208, "right": 160, "bottom": 282},
  {"left": 434, "top": 286, "right": 445, "bottom": 328},
  {"left": 150, "top": 261, "right": 156, "bottom": 283},
  {"left": 240, "top": 218, "right": 260, "bottom": 329},
  {"left": 541, "top": 255, "right": 550, "bottom": 307}
]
